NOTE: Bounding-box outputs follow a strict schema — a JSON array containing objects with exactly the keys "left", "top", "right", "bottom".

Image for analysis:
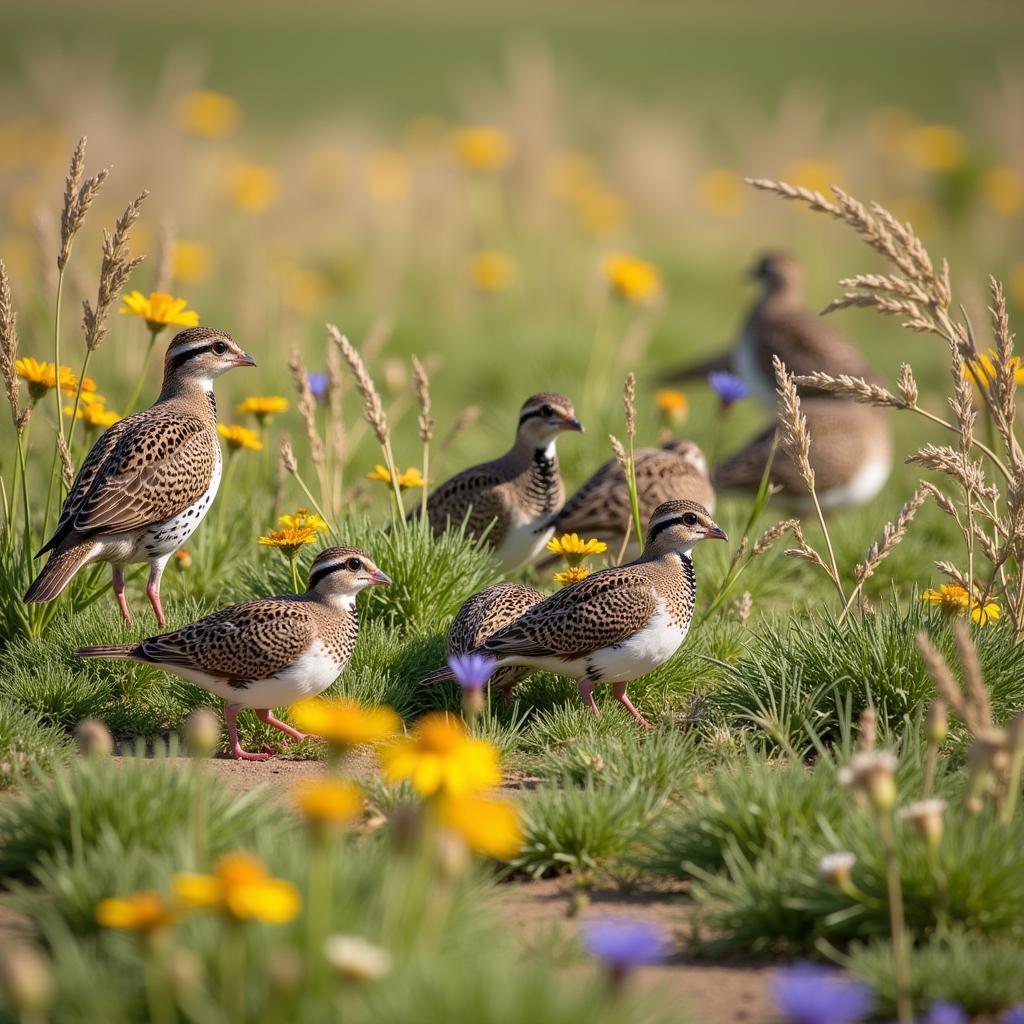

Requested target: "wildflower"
[
  {"left": 183, "top": 707, "right": 221, "bottom": 758},
  {"left": 258, "top": 527, "right": 318, "bottom": 555},
  {"left": 237, "top": 395, "right": 288, "bottom": 422},
  {"left": 582, "top": 917, "right": 670, "bottom": 987},
  {"left": 294, "top": 778, "right": 364, "bottom": 830},
  {"left": 308, "top": 372, "right": 330, "bottom": 401},
  {"left": 604, "top": 252, "right": 660, "bottom": 304},
  {"left": 904, "top": 124, "right": 966, "bottom": 173},
  {"left": 177, "top": 90, "right": 240, "bottom": 139},
  {"left": 278, "top": 508, "right": 328, "bottom": 533},
  {"left": 229, "top": 164, "right": 280, "bottom": 214},
  {"left": 172, "top": 240, "right": 211, "bottom": 285},
  {"left": 15, "top": 357, "right": 76, "bottom": 402},
  {"left": 218, "top": 423, "right": 263, "bottom": 451},
  {"left": 964, "top": 348, "right": 1024, "bottom": 389},
  {"left": 380, "top": 712, "right": 501, "bottom": 797},
  {"left": 173, "top": 852, "right": 300, "bottom": 923},
  {"left": 472, "top": 250, "right": 516, "bottom": 292},
  {"left": 450, "top": 126, "right": 513, "bottom": 171},
  {"left": 1004, "top": 1004, "right": 1024, "bottom": 1024},
  {"left": 656, "top": 388, "right": 689, "bottom": 427},
  {"left": 364, "top": 150, "right": 410, "bottom": 203},
  {"left": 923, "top": 1002, "right": 968, "bottom": 1024},
  {"left": 899, "top": 797, "right": 947, "bottom": 847},
  {"left": 772, "top": 964, "right": 874, "bottom": 1024},
  {"left": 555, "top": 566, "right": 591, "bottom": 586},
  {"left": 696, "top": 168, "right": 747, "bottom": 216},
  {"left": 290, "top": 698, "right": 400, "bottom": 749},
  {"left": 439, "top": 793, "right": 524, "bottom": 860},
  {"left": 65, "top": 401, "right": 121, "bottom": 429},
  {"left": 367, "top": 464, "right": 424, "bottom": 490},
  {"left": 981, "top": 166, "right": 1024, "bottom": 217},
  {"left": 120, "top": 291, "right": 200, "bottom": 333},
  {"left": 324, "top": 936, "right": 392, "bottom": 982},
  {"left": 449, "top": 653, "right": 495, "bottom": 691},
  {"left": 173, "top": 549, "right": 193, "bottom": 570},
  {"left": 75, "top": 719, "right": 113, "bottom": 758},
  {"left": 545, "top": 533, "right": 608, "bottom": 566},
  {"left": 839, "top": 750, "right": 899, "bottom": 811},
  {"left": 817, "top": 851, "right": 856, "bottom": 889},
  {"left": 781, "top": 159, "right": 842, "bottom": 195},
  {"left": 708, "top": 370, "right": 750, "bottom": 408},
  {"left": 96, "top": 891, "right": 176, "bottom": 935},
  {"left": 0, "top": 945, "right": 53, "bottom": 1015},
  {"left": 922, "top": 584, "right": 1001, "bottom": 625}
]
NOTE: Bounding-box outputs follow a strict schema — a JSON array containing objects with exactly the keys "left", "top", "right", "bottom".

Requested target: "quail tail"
[
  {"left": 24, "top": 542, "right": 93, "bottom": 603},
  {"left": 75, "top": 644, "right": 138, "bottom": 660},
  {"left": 419, "top": 664, "right": 456, "bottom": 686}
]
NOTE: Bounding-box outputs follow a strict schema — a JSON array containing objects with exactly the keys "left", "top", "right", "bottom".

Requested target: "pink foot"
[
  {"left": 147, "top": 583, "right": 167, "bottom": 628},
  {"left": 225, "top": 705, "right": 272, "bottom": 762},
  {"left": 578, "top": 680, "right": 601, "bottom": 717},
  {"left": 612, "top": 683, "right": 655, "bottom": 729},
  {"left": 255, "top": 709, "right": 309, "bottom": 744},
  {"left": 112, "top": 568, "right": 133, "bottom": 627},
  {"left": 230, "top": 743, "right": 270, "bottom": 762}
]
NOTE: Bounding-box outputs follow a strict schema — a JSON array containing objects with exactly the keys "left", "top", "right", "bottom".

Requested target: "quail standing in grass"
[
  {"left": 663, "top": 251, "right": 878, "bottom": 404},
  {"left": 424, "top": 500, "right": 726, "bottom": 728},
  {"left": 713, "top": 399, "right": 892, "bottom": 512},
  {"left": 418, "top": 392, "right": 583, "bottom": 570},
  {"left": 24, "top": 328, "right": 256, "bottom": 626},
  {"left": 420, "top": 582, "right": 544, "bottom": 701},
  {"left": 75, "top": 546, "right": 390, "bottom": 760},
  {"left": 544, "top": 439, "right": 715, "bottom": 562}
]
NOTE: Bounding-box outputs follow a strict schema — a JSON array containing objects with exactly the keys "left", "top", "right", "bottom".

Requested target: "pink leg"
[
  {"left": 254, "top": 708, "right": 311, "bottom": 744},
  {"left": 146, "top": 559, "right": 168, "bottom": 627},
  {"left": 612, "top": 682, "right": 655, "bottom": 729},
  {"left": 225, "top": 705, "right": 270, "bottom": 761},
  {"left": 111, "top": 567, "right": 133, "bottom": 627},
  {"left": 578, "top": 679, "right": 601, "bottom": 717}
]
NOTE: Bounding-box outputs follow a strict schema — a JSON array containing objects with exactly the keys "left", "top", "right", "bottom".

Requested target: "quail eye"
[
  {"left": 683, "top": 513, "right": 698, "bottom": 527},
  {"left": 212, "top": 341, "right": 227, "bottom": 355},
  {"left": 541, "top": 404, "right": 554, "bottom": 417},
  {"left": 347, "top": 558, "right": 362, "bottom": 571}
]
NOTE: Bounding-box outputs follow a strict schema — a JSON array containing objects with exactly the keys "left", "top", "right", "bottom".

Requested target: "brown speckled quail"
[
  {"left": 25, "top": 328, "right": 255, "bottom": 626},
  {"left": 427, "top": 500, "right": 727, "bottom": 728},
  {"left": 75, "top": 547, "right": 391, "bottom": 760}
]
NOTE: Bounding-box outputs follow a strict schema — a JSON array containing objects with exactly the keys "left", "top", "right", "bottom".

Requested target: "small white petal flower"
[{"left": 324, "top": 935, "right": 392, "bottom": 982}]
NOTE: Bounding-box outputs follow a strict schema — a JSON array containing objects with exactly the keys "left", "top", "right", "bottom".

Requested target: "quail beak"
[
  {"left": 704, "top": 525, "right": 729, "bottom": 541},
  {"left": 561, "top": 417, "right": 584, "bottom": 433},
  {"left": 232, "top": 351, "right": 257, "bottom": 368},
  {"left": 365, "top": 568, "right": 392, "bottom": 586}
]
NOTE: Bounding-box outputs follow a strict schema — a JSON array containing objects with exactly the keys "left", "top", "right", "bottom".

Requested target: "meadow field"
[{"left": 2, "top": 2, "right": 1024, "bottom": 1021}]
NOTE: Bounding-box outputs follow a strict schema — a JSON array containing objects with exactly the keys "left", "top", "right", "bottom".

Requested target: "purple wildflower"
[
  {"left": 924, "top": 1003, "right": 968, "bottom": 1024},
  {"left": 308, "top": 372, "right": 330, "bottom": 401},
  {"left": 448, "top": 653, "right": 495, "bottom": 690},
  {"left": 581, "top": 917, "right": 670, "bottom": 969},
  {"left": 772, "top": 964, "right": 874, "bottom": 1024},
  {"left": 708, "top": 370, "right": 750, "bottom": 407},
  {"left": 1004, "top": 1005, "right": 1024, "bottom": 1024}
]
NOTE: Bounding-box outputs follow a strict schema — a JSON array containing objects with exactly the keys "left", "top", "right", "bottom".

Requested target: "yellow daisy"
[
  {"left": 367, "top": 464, "right": 424, "bottom": 490},
  {"left": 173, "top": 852, "right": 299, "bottom": 924},
  {"left": 922, "top": 584, "right": 1001, "bottom": 626},
  {"left": 278, "top": 508, "right": 328, "bottom": 534},
  {"left": 290, "top": 698, "right": 400, "bottom": 749},
  {"left": 546, "top": 533, "right": 608, "bottom": 565},
  {"left": 218, "top": 423, "right": 263, "bottom": 451},
  {"left": 16, "top": 357, "right": 78, "bottom": 402},
  {"left": 604, "top": 252, "right": 661, "bottom": 304},
  {"left": 65, "top": 402, "right": 121, "bottom": 429},
  {"left": 964, "top": 348, "right": 1024, "bottom": 390},
  {"left": 96, "top": 891, "right": 176, "bottom": 934},
  {"left": 439, "top": 793, "right": 524, "bottom": 860},
  {"left": 177, "top": 90, "right": 240, "bottom": 139},
  {"left": 294, "top": 778, "right": 364, "bottom": 829},
  {"left": 656, "top": 388, "right": 689, "bottom": 426},
  {"left": 237, "top": 395, "right": 289, "bottom": 421},
  {"left": 257, "top": 527, "right": 319, "bottom": 555},
  {"left": 554, "top": 565, "right": 591, "bottom": 586},
  {"left": 471, "top": 250, "right": 516, "bottom": 293},
  {"left": 450, "top": 127, "right": 513, "bottom": 171},
  {"left": 120, "top": 291, "right": 200, "bottom": 333}
]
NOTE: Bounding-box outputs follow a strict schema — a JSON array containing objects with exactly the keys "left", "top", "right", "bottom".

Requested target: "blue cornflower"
[
  {"left": 448, "top": 653, "right": 495, "bottom": 690},
  {"left": 708, "top": 370, "right": 750, "bottom": 407},
  {"left": 1004, "top": 1005, "right": 1024, "bottom": 1024},
  {"left": 308, "top": 372, "right": 330, "bottom": 401},
  {"left": 772, "top": 964, "right": 874, "bottom": 1024},
  {"left": 581, "top": 917, "right": 670, "bottom": 969},
  {"left": 924, "top": 1002, "right": 968, "bottom": 1024}
]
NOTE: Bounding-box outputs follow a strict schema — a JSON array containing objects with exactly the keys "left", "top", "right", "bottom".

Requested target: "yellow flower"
[
  {"left": 172, "top": 241, "right": 211, "bottom": 285},
  {"left": 546, "top": 533, "right": 608, "bottom": 561},
  {"left": 656, "top": 389, "right": 689, "bottom": 426},
  {"left": 120, "top": 291, "right": 200, "bottom": 333},
  {"left": 696, "top": 169, "right": 747, "bottom": 216},
  {"left": 294, "top": 778, "right": 364, "bottom": 828},
  {"left": 16, "top": 357, "right": 76, "bottom": 401},
  {"left": 278, "top": 508, "right": 328, "bottom": 534},
  {"left": 229, "top": 164, "right": 280, "bottom": 214},
  {"left": 450, "top": 127, "right": 513, "bottom": 171},
  {"left": 781, "top": 159, "right": 842, "bottom": 195},
  {"left": 96, "top": 891, "right": 176, "bottom": 934},
  {"left": 380, "top": 713, "right": 501, "bottom": 797},
  {"left": 174, "top": 853, "right": 300, "bottom": 924},
  {"left": 964, "top": 349, "right": 1024, "bottom": 389},
  {"left": 258, "top": 527, "right": 318, "bottom": 555},
  {"left": 904, "top": 124, "right": 966, "bottom": 172},
  {"left": 439, "top": 793, "right": 524, "bottom": 860},
  {"left": 364, "top": 150, "right": 410, "bottom": 203},
  {"left": 554, "top": 565, "right": 591, "bottom": 586},
  {"left": 177, "top": 90, "right": 240, "bottom": 139},
  {"left": 575, "top": 185, "right": 628, "bottom": 237},
  {"left": 290, "top": 698, "right": 400, "bottom": 748},
  {"left": 218, "top": 423, "right": 263, "bottom": 451},
  {"left": 981, "top": 166, "right": 1024, "bottom": 217},
  {"left": 65, "top": 401, "right": 121, "bottom": 429},
  {"left": 471, "top": 250, "right": 516, "bottom": 293},
  {"left": 604, "top": 252, "right": 661, "bottom": 304},
  {"left": 922, "top": 584, "right": 1001, "bottom": 626},
  {"left": 237, "top": 395, "right": 289, "bottom": 421},
  {"left": 366, "top": 464, "right": 424, "bottom": 490}
]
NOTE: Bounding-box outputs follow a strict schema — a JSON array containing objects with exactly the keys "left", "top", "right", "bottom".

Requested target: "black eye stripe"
[
  {"left": 308, "top": 562, "right": 343, "bottom": 587},
  {"left": 168, "top": 343, "right": 215, "bottom": 371},
  {"left": 647, "top": 515, "right": 689, "bottom": 542}
]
